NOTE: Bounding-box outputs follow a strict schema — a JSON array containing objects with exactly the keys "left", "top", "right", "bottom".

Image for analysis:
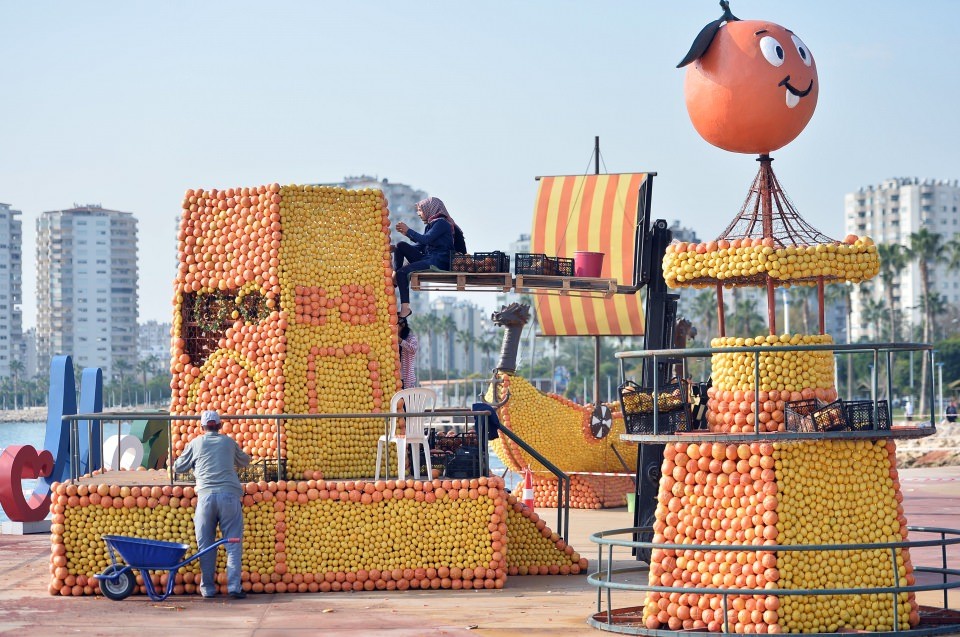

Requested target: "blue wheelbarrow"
[{"left": 93, "top": 534, "right": 240, "bottom": 601}]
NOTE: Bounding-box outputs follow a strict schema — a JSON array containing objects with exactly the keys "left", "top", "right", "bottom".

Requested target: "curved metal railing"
[
  {"left": 589, "top": 525, "right": 960, "bottom": 636},
  {"left": 615, "top": 342, "right": 936, "bottom": 437}
]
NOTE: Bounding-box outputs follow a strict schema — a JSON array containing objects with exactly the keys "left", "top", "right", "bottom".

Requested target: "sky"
[{"left": 2, "top": 1, "right": 959, "bottom": 329}]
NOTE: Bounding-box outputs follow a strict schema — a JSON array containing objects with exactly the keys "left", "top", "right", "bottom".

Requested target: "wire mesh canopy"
[{"left": 718, "top": 157, "right": 837, "bottom": 247}]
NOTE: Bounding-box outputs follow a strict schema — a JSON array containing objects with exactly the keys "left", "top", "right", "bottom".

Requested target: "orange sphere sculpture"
[{"left": 679, "top": 5, "right": 818, "bottom": 155}]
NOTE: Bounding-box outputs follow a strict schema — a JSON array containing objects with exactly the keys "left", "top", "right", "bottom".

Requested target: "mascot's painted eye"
[
  {"left": 791, "top": 34, "right": 812, "bottom": 67},
  {"left": 759, "top": 36, "right": 785, "bottom": 67}
]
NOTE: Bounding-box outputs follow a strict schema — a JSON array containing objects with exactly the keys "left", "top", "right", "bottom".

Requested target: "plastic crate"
[
  {"left": 844, "top": 399, "right": 891, "bottom": 431},
  {"left": 618, "top": 380, "right": 686, "bottom": 416},
  {"left": 784, "top": 399, "right": 822, "bottom": 432},
  {"left": 812, "top": 400, "right": 848, "bottom": 432},
  {"left": 623, "top": 408, "right": 691, "bottom": 435},
  {"left": 433, "top": 430, "right": 478, "bottom": 453},
  {"left": 515, "top": 252, "right": 575, "bottom": 277},
  {"left": 450, "top": 251, "right": 510, "bottom": 273}
]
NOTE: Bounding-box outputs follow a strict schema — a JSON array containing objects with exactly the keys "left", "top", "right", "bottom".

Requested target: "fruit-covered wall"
[
  {"left": 170, "top": 184, "right": 400, "bottom": 478},
  {"left": 48, "top": 477, "right": 586, "bottom": 596},
  {"left": 642, "top": 439, "right": 917, "bottom": 633}
]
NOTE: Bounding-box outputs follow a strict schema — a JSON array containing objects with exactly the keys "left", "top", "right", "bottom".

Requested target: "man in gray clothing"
[{"left": 173, "top": 410, "right": 250, "bottom": 599}]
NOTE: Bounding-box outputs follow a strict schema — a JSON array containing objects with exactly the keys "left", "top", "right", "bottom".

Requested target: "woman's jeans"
[{"left": 195, "top": 491, "right": 244, "bottom": 596}]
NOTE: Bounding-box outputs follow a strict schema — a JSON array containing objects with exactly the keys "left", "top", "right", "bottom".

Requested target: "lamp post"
[
  {"left": 938, "top": 361, "right": 945, "bottom": 423},
  {"left": 783, "top": 287, "right": 791, "bottom": 335}
]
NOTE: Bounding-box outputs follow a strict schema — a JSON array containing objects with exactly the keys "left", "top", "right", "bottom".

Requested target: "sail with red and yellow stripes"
[{"left": 531, "top": 173, "right": 651, "bottom": 336}]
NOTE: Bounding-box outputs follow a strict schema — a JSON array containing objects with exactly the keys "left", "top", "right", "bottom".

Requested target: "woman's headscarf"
[{"left": 417, "top": 197, "right": 456, "bottom": 237}]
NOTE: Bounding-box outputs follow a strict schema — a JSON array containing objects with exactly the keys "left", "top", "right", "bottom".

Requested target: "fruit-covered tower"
[
  {"left": 170, "top": 183, "right": 401, "bottom": 479},
  {"left": 634, "top": 3, "right": 917, "bottom": 632}
]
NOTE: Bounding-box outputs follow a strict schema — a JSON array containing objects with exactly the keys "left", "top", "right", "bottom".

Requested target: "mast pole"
[{"left": 593, "top": 135, "right": 601, "bottom": 405}]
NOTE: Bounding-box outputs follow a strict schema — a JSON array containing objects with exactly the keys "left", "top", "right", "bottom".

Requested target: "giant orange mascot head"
[{"left": 678, "top": 1, "right": 818, "bottom": 154}]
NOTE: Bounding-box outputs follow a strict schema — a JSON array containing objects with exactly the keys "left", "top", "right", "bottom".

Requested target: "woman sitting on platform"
[{"left": 394, "top": 196, "right": 455, "bottom": 319}]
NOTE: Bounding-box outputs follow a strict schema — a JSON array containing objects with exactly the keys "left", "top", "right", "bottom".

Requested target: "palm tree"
[
  {"left": 113, "top": 358, "right": 133, "bottom": 407},
  {"left": 436, "top": 314, "right": 457, "bottom": 389},
  {"left": 824, "top": 283, "right": 852, "bottom": 343},
  {"left": 476, "top": 335, "right": 498, "bottom": 374},
  {"left": 455, "top": 328, "right": 474, "bottom": 376},
  {"left": 136, "top": 356, "right": 157, "bottom": 406},
  {"left": 789, "top": 285, "right": 815, "bottom": 335},
  {"left": 861, "top": 293, "right": 886, "bottom": 341},
  {"left": 906, "top": 228, "right": 949, "bottom": 416},
  {"left": 728, "top": 290, "right": 764, "bottom": 336},
  {"left": 9, "top": 358, "right": 24, "bottom": 410},
  {"left": 922, "top": 292, "right": 949, "bottom": 342},
  {"left": 412, "top": 312, "right": 438, "bottom": 383},
  {"left": 877, "top": 243, "right": 908, "bottom": 342},
  {"left": 687, "top": 289, "right": 719, "bottom": 342}
]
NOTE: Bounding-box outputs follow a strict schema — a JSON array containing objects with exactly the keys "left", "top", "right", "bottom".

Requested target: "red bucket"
[{"left": 574, "top": 251, "right": 604, "bottom": 278}]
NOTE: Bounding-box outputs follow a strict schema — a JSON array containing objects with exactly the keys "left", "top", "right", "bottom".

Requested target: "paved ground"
[{"left": 2, "top": 466, "right": 960, "bottom": 636}]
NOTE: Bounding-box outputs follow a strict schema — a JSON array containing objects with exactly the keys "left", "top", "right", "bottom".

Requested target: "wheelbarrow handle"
[{"left": 227, "top": 537, "right": 241, "bottom": 543}]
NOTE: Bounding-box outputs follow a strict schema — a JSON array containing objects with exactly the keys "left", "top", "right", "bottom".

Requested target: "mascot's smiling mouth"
[{"left": 778, "top": 76, "right": 813, "bottom": 108}]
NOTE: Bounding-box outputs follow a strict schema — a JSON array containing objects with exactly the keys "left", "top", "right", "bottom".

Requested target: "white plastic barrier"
[{"left": 102, "top": 434, "right": 144, "bottom": 471}]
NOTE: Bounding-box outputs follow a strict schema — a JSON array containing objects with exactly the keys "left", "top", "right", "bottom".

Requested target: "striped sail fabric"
[{"left": 531, "top": 173, "right": 649, "bottom": 336}]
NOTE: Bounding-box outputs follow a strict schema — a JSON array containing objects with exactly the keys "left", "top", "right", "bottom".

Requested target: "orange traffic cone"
[{"left": 522, "top": 468, "right": 535, "bottom": 510}]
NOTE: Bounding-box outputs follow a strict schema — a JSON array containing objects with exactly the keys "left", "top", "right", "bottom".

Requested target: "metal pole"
[
  {"left": 783, "top": 287, "right": 791, "bottom": 334},
  {"left": 167, "top": 418, "right": 173, "bottom": 486},
  {"left": 754, "top": 351, "right": 761, "bottom": 434},
  {"left": 890, "top": 547, "right": 901, "bottom": 631},
  {"left": 939, "top": 363, "right": 944, "bottom": 423},
  {"left": 716, "top": 283, "right": 726, "bottom": 337},
  {"left": 942, "top": 531, "right": 949, "bottom": 609},
  {"left": 275, "top": 417, "right": 282, "bottom": 480},
  {"left": 593, "top": 336, "right": 601, "bottom": 406},
  {"left": 817, "top": 277, "right": 826, "bottom": 334},
  {"left": 594, "top": 136, "right": 600, "bottom": 175}
]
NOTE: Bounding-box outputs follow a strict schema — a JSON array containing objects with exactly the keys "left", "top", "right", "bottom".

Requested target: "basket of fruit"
[
  {"left": 619, "top": 379, "right": 687, "bottom": 415},
  {"left": 450, "top": 251, "right": 510, "bottom": 273},
  {"left": 515, "top": 253, "right": 575, "bottom": 277}
]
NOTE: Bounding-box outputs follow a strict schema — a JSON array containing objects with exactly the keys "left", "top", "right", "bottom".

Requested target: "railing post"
[
  {"left": 275, "top": 416, "right": 282, "bottom": 481},
  {"left": 722, "top": 593, "right": 730, "bottom": 634},
  {"left": 890, "top": 546, "right": 901, "bottom": 631},
  {"left": 754, "top": 347, "right": 761, "bottom": 434},
  {"left": 652, "top": 355, "right": 659, "bottom": 434},
  {"left": 168, "top": 417, "right": 175, "bottom": 486},
  {"left": 943, "top": 531, "right": 949, "bottom": 610},
  {"left": 605, "top": 542, "right": 613, "bottom": 624}
]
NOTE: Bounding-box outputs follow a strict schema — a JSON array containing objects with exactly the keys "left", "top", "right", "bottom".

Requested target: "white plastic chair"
[{"left": 375, "top": 388, "right": 437, "bottom": 480}]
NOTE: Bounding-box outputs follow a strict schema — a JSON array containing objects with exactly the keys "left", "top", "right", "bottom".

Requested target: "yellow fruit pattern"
[
  {"left": 662, "top": 238, "right": 879, "bottom": 288},
  {"left": 774, "top": 439, "right": 918, "bottom": 632}
]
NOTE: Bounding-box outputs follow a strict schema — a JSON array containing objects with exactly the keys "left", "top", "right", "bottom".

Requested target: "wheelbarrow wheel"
[{"left": 99, "top": 565, "right": 136, "bottom": 601}]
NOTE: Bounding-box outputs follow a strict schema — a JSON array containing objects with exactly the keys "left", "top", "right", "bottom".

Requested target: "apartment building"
[{"left": 37, "top": 204, "right": 138, "bottom": 378}]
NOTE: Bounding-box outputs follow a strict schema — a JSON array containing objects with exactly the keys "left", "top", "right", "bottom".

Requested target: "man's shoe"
[
  {"left": 229, "top": 590, "right": 247, "bottom": 599},
  {"left": 201, "top": 593, "right": 217, "bottom": 599}
]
